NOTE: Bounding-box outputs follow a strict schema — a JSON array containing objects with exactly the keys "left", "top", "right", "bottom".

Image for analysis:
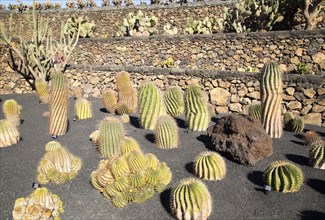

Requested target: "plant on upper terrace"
[
  {"left": 0, "top": 4, "right": 5, "bottom": 10},
  {"left": 66, "top": 1, "right": 76, "bottom": 8},
  {"left": 150, "top": 0, "right": 165, "bottom": 4},
  {"left": 87, "top": 0, "right": 97, "bottom": 7},
  {"left": 161, "top": 56, "right": 176, "bottom": 68},
  {"left": 124, "top": 0, "right": 134, "bottom": 6},
  {"left": 64, "top": 15, "right": 96, "bottom": 38},
  {"left": 296, "top": 62, "right": 309, "bottom": 74},
  {"left": 102, "top": 0, "right": 110, "bottom": 6},
  {"left": 163, "top": 23, "right": 178, "bottom": 35},
  {"left": 302, "top": 0, "right": 324, "bottom": 30},
  {"left": 76, "top": 0, "right": 87, "bottom": 9},
  {"left": 184, "top": 17, "right": 218, "bottom": 34}
]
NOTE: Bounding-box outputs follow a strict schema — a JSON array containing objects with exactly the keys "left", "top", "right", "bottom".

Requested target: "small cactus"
[
  {"left": 284, "top": 112, "right": 295, "bottom": 129},
  {"left": 304, "top": 131, "right": 322, "bottom": 146},
  {"left": 116, "top": 101, "right": 130, "bottom": 115},
  {"left": 248, "top": 103, "right": 261, "bottom": 121},
  {"left": 194, "top": 151, "right": 226, "bottom": 181},
  {"left": 102, "top": 89, "right": 117, "bottom": 114},
  {"left": 116, "top": 71, "right": 137, "bottom": 113},
  {"left": 264, "top": 160, "right": 303, "bottom": 193},
  {"left": 171, "top": 178, "right": 212, "bottom": 220},
  {"left": 309, "top": 142, "right": 325, "bottom": 169},
  {"left": 35, "top": 78, "right": 49, "bottom": 103},
  {"left": 75, "top": 98, "right": 92, "bottom": 120},
  {"left": 0, "top": 119, "right": 20, "bottom": 147},
  {"left": 154, "top": 115, "right": 179, "bottom": 149},
  {"left": 284, "top": 114, "right": 304, "bottom": 133},
  {"left": 3, "top": 99, "right": 22, "bottom": 127},
  {"left": 164, "top": 86, "right": 184, "bottom": 116},
  {"left": 119, "top": 114, "right": 130, "bottom": 123},
  {"left": 120, "top": 137, "right": 141, "bottom": 155}
]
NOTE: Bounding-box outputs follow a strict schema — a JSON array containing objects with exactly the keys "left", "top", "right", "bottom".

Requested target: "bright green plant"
[
  {"left": 116, "top": 71, "right": 137, "bottom": 113},
  {"left": 64, "top": 15, "right": 95, "bottom": 38},
  {"left": 296, "top": 62, "right": 308, "bottom": 74},
  {"left": 161, "top": 56, "right": 175, "bottom": 68},
  {"left": 3, "top": 99, "right": 22, "bottom": 127},
  {"left": 194, "top": 151, "right": 226, "bottom": 181},
  {"left": 163, "top": 23, "right": 178, "bottom": 35},
  {"left": 248, "top": 103, "right": 261, "bottom": 121},
  {"left": 116, "top": 101, "right": 130, "bottom": 115},
  {"left": 0, "top": 119, "right": 20, "bottom": 148},
  {"left": 75, "top": 98, "right": 92, "bottom": 120},
  {"left": 164, "top": 86, "right": 184, "bottom": 116},
  {"left": 102, "top": 89, "right": 117, "bottom": 114},
  {"left": 309, "top": 141, "right": 325, "bottom": 169},
  {"left": 35, "top": 78, "right": 49, "bottom": 103},
  {"left": 184, "top": 17, "right": 217, "bottom": 34}
]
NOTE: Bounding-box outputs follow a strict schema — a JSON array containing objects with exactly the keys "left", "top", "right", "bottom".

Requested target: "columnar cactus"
[
  {"left": 154, "top": 115, "right": 179, "bottom": 149},
  {"left": 194, "top": 151, "right": 226, "bottom": 181},
  {"left": 3, "top": 99, "right": 21, "bottom": 127},
  {"left": 248, "top": 103, "right": 261, "bottom": 121},
  {"left": 12, "top": 187, "right": 64, "bottom": 220},
  {"left": 0, "top": 119, "right": 20, "bottom": 147},
  {"left": 48, "top": 73, "right": 69, "bottom": 136},
  {"left": 264, "top": 161, "right": 303, "bottom": 193},
  {"left": 37, "top": 141, "right": 82, "bottom": 184},
  {"left": 164, "top": 86, "right": 184, "bottom": 116},
  {"left": 116, "top": 71, "right": 137, "bottom": 113},
  {"left": 260, "top": 62, "right": 283, "bottom": 138},
  {"left": 309, "top": 142, "right": 325, "bottom": 169},
  {"left": 35, "top": 78, "right": 49, "bottom": 103},
  {"left": 102, "top": 89, "right": 117, "bottom": 114},
  {"left": 138, "top": 83, "right": 166, "bottom": 130},
  {"left": 171, "top": 178, "right": 212, "bottom": 220},
  {"left": 184, "top": 85, "right": 211, "bottom": 131},
  {"left": 75, "top": 98, "right": 92, "bottom": 120}
]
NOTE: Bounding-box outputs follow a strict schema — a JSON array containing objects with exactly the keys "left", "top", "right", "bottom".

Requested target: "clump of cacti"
[
  {"left": 194, "top": 151, "right": 226, "bottom": 181},
  {"left": 171, "top": 178, "right": 212, "bottom": 220},
  {"left": 91, "top": 150, "right": 172, "bottom": 208},
  {"left": 264, "top": 160, "right": 303, "bottom": 193},
  {"left": 116, "top": 71, "right": 137, "bottom": 114},
  {"left": 75, "top": 98, "right": 92, "bottom": 120},
  {"left": 116, "top": 101, "right": 130, "bottom": 115},
  {"left": 102, "top": 89, "right": 117, "bottom": 114},
  {"left": 304, "top": 131, "right": 323, "bottom": 146},
  {"left": 184, "top": 85, "right": 211, "bottom": 131},
  {"left": 309, "top": 141, "right": 325, "bottom": 169},
  {"left": 164, "top": 87, "right": 184, "bottom": 117},
  {"left": 260, "top": 62, "right": 283, "bottom": 138},
  {"left": 0, "top": 119, "right": 20, "bottom": 148},
  {"left": 64, "top": 15, "right": 95, "bottom": 38},
  {"left": 248, "top": 103, "right": 261, "bottom": 121},
  {"left": 138, "top": 83, "right": 166, "bottom": 130},
  {"left": 284, "top": 113, "right": 304, "bottom": 133},
  {"left": 37, "top": 141, "right": 82, "bottom": 184},
  {"left": 35, "top": 78, "right": 49, "bottom": 103},
  {"left": 3, "top": 99, "right": 22, "bottom": 127},
  {"left": 184, "top": 17, "right": 217, "bottom": 35},
  {"left": 154, "top": 115, "right": 179, "bottom": 149},
  {"left": 163, "top": 23, "right": 178, "bottom": 35},
  {"left": 12, "top": 187, "right": 64, "bottom": 220}
]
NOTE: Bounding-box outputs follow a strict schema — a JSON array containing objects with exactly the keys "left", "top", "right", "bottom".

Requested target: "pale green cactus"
[
  {"left": 184, "top": 17, "right": 217, "bottom": 35},
  {"left": 75, "top": 98, "right": 92, "bottom": 120},
  {"left": 163, "top": 23, "right": 178, "bottom": 35},
  {"left": 164, "top": 86, "right": 184, "bottom": 116},
  {"left": 116, "top": 71, "right": 137, "bottom": 113},
  {"left": 154, "top": 115, "right": 179, "bottom": 149},
  {"left": 102, "top": 89, "right": 117, "bottom": 114},
  {"left": 309, "top": 142, "right": 325, "bottom": 169},
  {"left": 64, "top": 15, "right": 95, "bottom": 38},
  {"left": 35, "top": 78, "right": 49, "bottom": 103},
  {"left": 3, "top": 99, "right": 22, "bottom": 127},
  {"left": 194, "top": 151, "right": 226, "bottom": 181},
  {"left": 0, "top": 119, "right": 20, "bottom": 148}
]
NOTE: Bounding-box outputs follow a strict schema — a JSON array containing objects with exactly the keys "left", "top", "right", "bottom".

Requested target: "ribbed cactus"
[
  {"left": 184, "top": 85, "right": 211, "bottom": 131},
  {"left": 248, "top": 103, "right": 261, "bottom": 121},
  {"left": 138, "top": 83, "right": 166, "bottom": 130},
  {"left": 194, "top": 151, "right": 226, "bottom": 181},
  {"left": 284, "top": 112, "right": 295, "bottom": 129},
  {"left": 264, "top": 161, "right": 303, "bottom": 193},
  {"left": 37, "top": 141, "right": 82, "bottom": 184},
  {"left": 120, "top": 137, "right": 141, "bottom": 155},
  {"left": 98, "top": 116, "right": 125, "bottom": 157},
  {"left": 12, "top": 187, "right": 64, "bottom": 220},
  {"left": 116, "top": 101, "right": 130, "bottom": 115},
  {"left": 154, "top": 115, "right": 179, "bottom": 149},
  {"left": 75, "top": 98, "right": 92, "bottom": 120},
  {"left": 284, "top": 113, "right": 304, "bottom": 133},
  {"left": 171, "top": 178, "right": 212, "bottom": 220},
  {"left": 116, "top": 71, "right": 137, "bottom": 113},
  {"left": 164, "top": 86, "right": 184, "bottom": 116},
  {"left": 48, "top": 73, "right": 69, "bottom": 136},
  {"left": 309, "top": 142, "right": 325, "bottom": 169},
  {"left": 119, "top": 114, "right": 130, "bottom": 124},
  {"left": 35, "top": 78, "right": 49, "bottom": 103},
  {"left": 3, "top": 99, "right": 21, "bottom": 127},
  {"left": 304, "top": 131, "right": 322, "bottom": 146},
  {"left": 102, "top": 89, "right": 117, "bottom": 114},
  {"left": 0, "top": 119, "right": 20, "bottom": 147},
  {"left": 260, "top": 62, "right": 283, "bottom": 138}
]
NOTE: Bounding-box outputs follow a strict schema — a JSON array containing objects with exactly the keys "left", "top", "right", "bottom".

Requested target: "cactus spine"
[
  {"left": 248, "top": 103, "right": 261, "bottom": 121},
  {"left": 264, "top": 160, "right": 303, "bottom": 193},
  {"left": 194, "top": 151, "right": 226, "bottom": 181},
  {"left": 102, "top": 89, "right": 117, "bottom": 114},
  {"left": 35, "top": 78, "right": 49, "bottom": 103},
  {"left": 309, "top": 142, "right": 325, "bottom": 169},
  {"left": 3, "top": 99, "right": 21, "bottom": 127},
  {"left": 0, "top": 119, "right": 20, "bottom": 147},
  {"left": 48, "top": 73, "right": 69, "bottom": 136},
  {"left": 138, "top": 83, "right": 166, "bottom": 130},
  {"left": 171, "top": 178, "right": 212, "bottom": 220},
  {"left": 116, "top": 71, "right": 137, "bottom": 113},
  {"left": 260, "top": 62, "right": 283, "bottom": 138},
  {"left": 154, "top": 115, "right": 179, "bottom": 149},
  {"left": 184, "top": 85, "right": 211, "bottom": 131},
  {"left": 75, "top": 98, "right": 92, "bottom": 120},
  {"left": 164, "top": 86, "right": 184, "bottom": 116}
]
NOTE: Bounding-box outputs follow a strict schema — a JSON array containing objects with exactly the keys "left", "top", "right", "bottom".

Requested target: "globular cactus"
[
  {"left": 284, "top": 113, "right": 304, "bottom": 133},
  {"left": 138, "top": 83, "right": 166, "bottom": 130},
  {"left": 184, "top": 85, "right": 211, "bottom": 132},
  {"left": 116, "top": 71, "right": 137, "bottom": 113},
  {"left": 194, "top": 151, "right": 226, "bottom": 181},
  {"left": 12, "top": 187, "right": 64, "bottom": 220},
  {"left": 154, "top": 115, "right": 179, "bottom": 149},
  {"left": 102, "top": 89, "right": 117, "bottom": 114},
  {"left": 264, "top": 160, "right": 303, "bottom": 193},
  {"left": 283, "top": 112, "right": 295, "bottom": 129},
  {"left": 120, "top": 137, "right": 141, "bottom": 155},
  {"left": 164, "top": 86, "right": 184, "bottom": 116},
  {"left": 116, "top": 101, "right": 130, "bottom": 115},
  {"left": 48, "top": 73, "right": 69, "bottom": 136},
  {"left": 35, "top": 78, "right": 49, "bottom": 103},
  {"left": 304, "top": 131, "right": 322, "bottom": 146},
  {"left": 260, "top": 62, "right": 283, "bottom": 138},
  {"left": 171, "top": 178, "right": 212, "bottom": 220},
  {"left": 0, "top": 119, "right": 20, "bottom": 147},
  {"left": 309, "top": 142, "right": 325, "bottom": 169},
  {"left": 64, "top": 15, "right": 95, "bottom": 38},
  {"left": 98, "top": 116, "right": 125, "bottom": 158},
  {"left": 119, "top": 114, "right": 130, "bottom": 124},
  {"left": 3, "top": 99, "right": 22, "bottom": 127},
  {"left": 75, "top": 98, "right": 92, "bottom": 120},
  {"left": 248, "top": 103, "right": 261, "bottom": 121},
  {"left": 37, "top": 141, "right": 82, "bottom": 184}
]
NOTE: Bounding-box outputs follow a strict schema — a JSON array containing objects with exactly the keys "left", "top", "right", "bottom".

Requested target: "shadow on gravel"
[
  {"left": 175, "top": 117, "right": 187, "bottom": 129},
  {"left": 129, "top": 116, "right": 141, "bottom": 128},
  {"left": 185, "top": 162, "right": 194, "bottom": 175},
  {"left": 307, "top": 179, "right": 325, "bottom": 195},
  {"left": 145, "top": 133, "right": 155, "bottom": 144},
  {"left": 290, "top": 140, "right": 305, "bottom": 146},
  {"left": 247, "top": 171, "right": 264, "bottom": 187},
  {"left": 285, "top": 154, "right": 309, "bottom": 166},
  {"left": 299, "top": 210, "right": 325, "bottom": 219},
  {"left": 160, "top": 188, "right": 173, "bottom": 217},
  {"left": 294, "top": 133, "right": 305, "bottom": 140},
  {"left": 196, "top": 134, "right": 214, "bottom": 151},
  {"left": 99, "top": 108, "right": 108, "bottom": 113}
]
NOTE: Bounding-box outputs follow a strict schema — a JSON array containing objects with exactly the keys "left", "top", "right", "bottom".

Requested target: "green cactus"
[
  {"left": 194, "top": 151, "right": 226, "bottom": 181},
  {"left": 127, "top": 150, "right": 146, "bottom": 172},
  {"left": 45, "top": 141, "right": 62, "bottom": 152},
  {"left": 184, "top": 85, "right": 211, "bottom": 132},
  {"left": 3, "top": 99, "right": 21, "bottom": 127},
  {"left": 119, "top": 114, "right": 130, "bottom": 124},
  {"left": 98, "top": 116, "right": 125, "bottom": 158},
  {"left": 154, "top": 115, "right": 179, "bottom": 149},
  {"left": 284, "top": 114, "right": 304, "bottom": 133},
  {"left": 284, "top": 112, "right": 295, "bottom": 130},
  {"left": 161, "top": 56, "right": 176, "bottom": 68},
  {"left": 164, "top": 86, "right": 184, "bottom": 116},
  {"left": 48, "top": 73, "right": 69, "bottom": 136},
  {"left": 116, "top": 71, "right": 137, "bottom": 113},
  {"left": 304, "top": 131, "right": 322, "bottom": 146},
  {"left": 309, "top": 142, "right": 325, "bottom": 169},
  {"left": 264, "top": 160, "right": 303, "bottom": 193},
  {"left": 64, "top": 15, "right": 95, "bottom": 38},
  {"left": 260, "top": 62, "right": 283, "bottom": 138},
  {"left": 116, "top": 101, "right": 130, "bottom": 115},
  {"left": 145, "top": 153, "right": 160, "bottom": 169},
  {"left": 35, "top": 78, "right": 49, "bottom": 103},
  {"left": 163, "top": 23, "right": 178, "bottom": 35},
  {"left": 0, "top": 119, "right": 20, "bottom": 148},
  {"left": 102, "top": 89, "right": 117, "bottom": 114},
  {"left": 248, "top": 103, "right": 261, "bottom": 121},
  {"left": 111, "top": 155, "right": 130, "bottom": 178},
  {"left": 75, "top": 98, "right": 92, "bottom": 120},
  {"left": 184, "top": 17, "right": 217, "bottom": 35},
  {"left": 171, "top": 178, "right": 212, "bottom": 220},
  {"left": 138, "top": 83, "right": 166, "bottom": 130},
  {"left": 89, "top": 130, "right": 100, "bottom": 145}
]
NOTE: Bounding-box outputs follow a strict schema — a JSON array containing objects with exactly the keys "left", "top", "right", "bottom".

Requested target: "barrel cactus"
[
  {"left": 304, "top": 131, "right": 322, "bottom": 146},
  {"left": 264, "top": 161, "right": 303, "bottom": 193},
  {"left": 3, "top": 99, "right": 21, "bottom": 127},
  {"left": 248, "top": 103, "right": 261, "bottom": 121},
  {"left": 120, "top": 137, "right": 141, "bottom": 155},
  {"left": 260, "top": 62, "right": 283, "bottom": 138},
  {"left": 89, "top": 130, "right": 100, "bottom": 145},
  {"left": 154, "top": 115, "right": 179, "bottom": 149},
  {"left": 309, "top": 142, "right": 325, "bottom": 169},
  {"left": 35, "top": 78, "right": 49, "bottom": 103},
  {"left": 102, "top": 89, "right": 117, "bottom": 114},
  {"left": 284, "top": 113, "right": 304, "bottom": 133},
  {"left": 194, "top": 151, "right": 226, "bottom": 181},
  {"left": 75, "top": 98, "right": 92, "bottom": 120},
  {"left": 116, "top": 71, "right": 137, "bottom": 113},
  {"left": 0, "top": 119, "right": 20, "bottom": 147},
  {"left": 171, "top": 178, "right": 212, "bottom": 220},
  {"left": 164, "top": 86, "right": 184, "bottom": 116},
  {"left": 284, "top": 112, "right": 295, "bottom": 129}
]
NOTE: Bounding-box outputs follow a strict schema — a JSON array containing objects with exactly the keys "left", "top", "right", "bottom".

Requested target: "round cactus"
[
  {"left": 116, "top": 101, "right": 130, "bottom": 115},
  {"left": 304, "top": 131, "right": 322, "bottom": 146},
  {"left": 309, "top": 142, "right": 325, "bottom": 169},
  {"left": 284, "top": 112, "right": 295, "bottom": 127},
  {"left": 89, "top": 130, "right": 100, "bottom": 145},
  {"left": 3, "top": 99, "right": 21, "bottom": 127},
  {"left": 102, "top": 89, "right": 117, "bottom": 114},
  {"left": 248, "top": 103, "right": 261, "bottom": 121},
  {"left": 154, "top": 115, "right": 179, "bottom": 149},
  {"left": 127, "top": 150, "right": 146, "bottom": 172},
  {"left": 264, "top": 161, "right": 303, "bottom": 193},
  {"left": 75, "top": 98, "right": 92, "bottom": 120},
  {"left": 45, "top": 141, "right": 62, "bottom": 152},
  {"left": 171, "top": 178, "right": 212, "bottom": 220},
  {"left": 0, "top": 119, "right": 20, "bottom": 148},
  {"left": 194, "top": 151, "right": 226, "bottom": 181},
  {"left": 35, "top": 78, "right": 49, "bottom": 103},
  {"left": 120, "top": 137, "right": 141, "bottom": 155},
  {"left": 164, "top": 86, "right": 184, "bottom": 116},
  {"left": 290, "top": 117, "right": 304, "bottom": 133}
]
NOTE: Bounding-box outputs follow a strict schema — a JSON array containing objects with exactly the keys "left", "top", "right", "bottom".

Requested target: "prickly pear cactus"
[
  {"left": 171, "top": 178, "right": 212, "bottom": 220},
  {"left": 116, "top": 71, "right": 137, "bottom": 113},
  {"left": 75, "top": 97, "right": 92, "bottom": 120},
  {"left": 12, "top": 187, "right": 64, "bottom": 220},
  {"left": 194, "top": 151, "right": 226, "bottom": 181},
  {"left": 154, "top": 115, "right": 179, "bottom": 149},
  {"left": 0, "top": 119, "right": 20, "bottom": 148},
  {"left": 248, "top": 103, "right": 261, "bottom": 121},
  {"left": 264, "top": 160, "right": 303, "bottom": 193},
  {"left": 164, "top": 86, "right": 184, "bottom": 116},
  {"left": 102, "top": 89, "right": 117, "bottom": 114},
  {"left": 64, "top": 15, "right": 95, "bottom": 38},
  {"left": 35, "top": 78, "right": 49, "bottom": 103},
  {"left": 309, "top": 142, "right": 325, "bottom": 169},
  {"left": 3, "top": 99, "right": 21, "bottom": 127},
  {"left": 184, "top": 17, "right": 217, "bottom": 34}
]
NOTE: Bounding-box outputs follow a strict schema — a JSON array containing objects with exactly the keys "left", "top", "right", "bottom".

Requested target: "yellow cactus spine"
[
  {"left": 3, "top": 99, "right": 22, "bottom": 127},
  {"left": 102, "top": 89, "right": 117, "bottom": 114}
]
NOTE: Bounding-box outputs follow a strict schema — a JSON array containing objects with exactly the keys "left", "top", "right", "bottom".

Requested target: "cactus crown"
[
  {"left": 102, "top": 89, "right": 117, "bottom": 114},
  {"left": 51, "top": 73, "right": 67, "bottom": 91},
  {"left": 3, "top": 99, "right": 21, "bottom": 116},
  {"left": 194, "top": 151, "right": 226, "bottom": 181}
]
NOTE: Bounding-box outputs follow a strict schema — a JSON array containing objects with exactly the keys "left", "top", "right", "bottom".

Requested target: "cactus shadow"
[
  {"left": 298, "top": 210, "right": 325, "bottom": 220},
  {"left": 196, "top": 134, "right": 214, "bottom": 151},
  {"left": 129, "top": 115, "right": 141, "bottom": 128},
  {"left": 145, "top": 133, "right": 155, "bottom": 144},
  {"left": 160, "top": 187, "right": 173, "bottom": 217},
  {"left": 247, "top": 171, "right": 264, "bottom": 187},
  {"left": 290, "top": 140, "right": 305, "bottom": 146},
  {"left": 175, "top": 117, "right": 187, "bottom": 129},
  {"left": 285, "top": 154, "right": 309, "bottom": 166},
  {"left": 20, "top": 119, "right": 24, "bottom": 125},
  {"left": 185, "top": 162, "right": 194, "bottom": 176},
  {"left": 307, "top": 179, "right": 325, "bottom": 195},
  {"left": 294, "top": 133, "right": 305, "bottom": 140},
  {"left": 99, "top": 108, "right": 109, "bottom": 113}
]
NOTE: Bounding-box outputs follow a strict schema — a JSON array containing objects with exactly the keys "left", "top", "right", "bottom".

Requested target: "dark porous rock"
[{"left": 207, "top": 114, "right": 273, "bottom": 166}]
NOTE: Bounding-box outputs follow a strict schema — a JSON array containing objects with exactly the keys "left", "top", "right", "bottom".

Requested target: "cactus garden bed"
[{"left": 0, "top": 93, "right": 324, "bottom": 219}]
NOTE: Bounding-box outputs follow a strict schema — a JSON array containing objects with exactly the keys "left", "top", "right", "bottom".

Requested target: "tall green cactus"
[
  {"left": 154, "top": 115, "right": 179, "bottom": 149},
  {"left": 184, "top": 85, "right": 211, "bottom": 131},
  {"left": 3, "top": 99, "right": 21, "bottom": 127},
  {"left": 48, "top": 73, "right": 69, "bottom": 136},
  {"left": 309, "top": 142, "right": 325, "bottom": 169},
  {"left": 0, "top": 119, "right": 20, "bottom": 148},
  {"left": 264, "top": 160, "right": 303, "bottom": 193},
  {"left": 194, "top": 151, "right": 226, "bottom": 181},
  {"left": 116, "top": 71, "right": 137, "bottom": 113},
  {"left": 102, "top": 89, "right": 117, "bottom": 114},
  {"left": 75, "top": 98, "right": 92, "bottom": 120},
  {"left": 248, "top": 103, "right": 261, "bottom": 121},
  {"left": 138, "top": 83, "right": 166, "bottom": 130},
  {"left": 171, "top": 178, "right": 212, "bottom": 220},
  {"left": 35, "top": 78, "right": 49, "bottom": 103},
  {"left": 164, "top": 86, "right": 184, "bottom": 116},
  {"left": 260, "top": 62, "right": 283, "bottom": 138}
]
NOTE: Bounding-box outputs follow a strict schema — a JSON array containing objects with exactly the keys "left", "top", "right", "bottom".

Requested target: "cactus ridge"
[
  {"left": 248, "top": 103, "right": 261, "bottom": 121},
  {"left": 155, "top": 115, "right": 179, "bottom": 149},
  {"left": 309, "top": 142, "right": 325, "bottom": 169},
  {"left": 75, "top": 98, "right": 92, "bottom": 119},
  {"left": 45, "top": 141, "right": 62, "bottom": 152},
  {"left": 164, "top": 86, "right": 184, "bottom": 116},
  {"left": 145, "top": 153, "right": 160, "bottom": 169},
  {"left": 290, "top": 117, "right": 304, "bottom": 133},
  {"left": 3, "top": 99, "right": 21, "bottom": 127},
  {"left": 194, "top": 151, "right": 226, "bottom": 181},
  {"left": 112, "top": 192, "right": 127, "bottom": 208},
  {"left": 0, "top": 119, "right": 20, "bottom": 148},
  {"left": 35, "top": 78, "right": 49, "bottom": 103},
  {"left": 111, "top": 156, "right": 130, "bottom": 178},
  {"left": 127, "top": 151, "right": 146, "bottom": 172},
  {"left": 120, "top": 137, "right": 141, "bottom": 155},
  {"left": 102, "top": 89, "right": 117, "bottom": 114},
  {"left": 116, "top": 101, "right": 130, "bottom": 115}
]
